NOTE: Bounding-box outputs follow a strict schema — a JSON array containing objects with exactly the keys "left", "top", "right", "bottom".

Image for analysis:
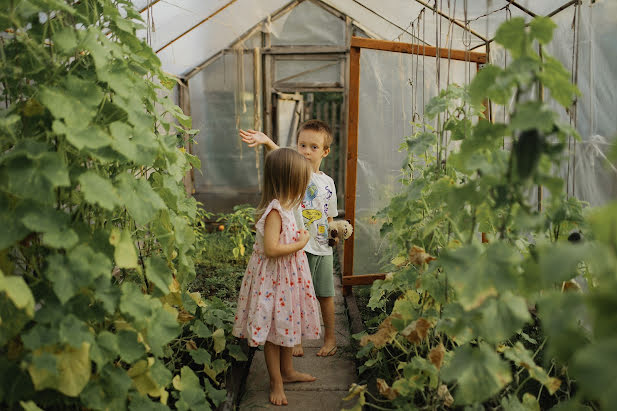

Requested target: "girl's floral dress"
[{"left": 232, "top": 199, "right": 321, "bottom": 347}]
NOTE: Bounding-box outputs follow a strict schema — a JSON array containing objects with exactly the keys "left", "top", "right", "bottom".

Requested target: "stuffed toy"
[{"left": 328, "top": 220, "right": 353, "bottom": 247}]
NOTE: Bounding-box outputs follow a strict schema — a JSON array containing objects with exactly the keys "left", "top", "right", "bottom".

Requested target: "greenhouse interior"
[{"left": 1, "top": 0, "right": 617, "bottom": 409}]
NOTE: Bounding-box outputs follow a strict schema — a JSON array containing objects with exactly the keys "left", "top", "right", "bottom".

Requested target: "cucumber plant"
[
  {"left": 346, "top": 16, "right": 617, "bottom": 410},
  {"left": 0, "top": 1, "right": 243, "bottom": 409}
]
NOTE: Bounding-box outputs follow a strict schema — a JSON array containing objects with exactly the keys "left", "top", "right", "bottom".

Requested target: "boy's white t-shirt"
[{"left": 294, "top": 172, "right": 338, "bottom": 256}]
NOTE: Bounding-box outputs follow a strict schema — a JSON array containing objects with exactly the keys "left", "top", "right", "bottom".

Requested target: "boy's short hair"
[{"left": 297, "top": 119, "right": 333, "bottom": 149}]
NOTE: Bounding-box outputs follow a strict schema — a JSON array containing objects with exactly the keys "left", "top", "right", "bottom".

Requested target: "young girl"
[{"left": 232, "top": 148, "right": 321, "bottom": 406}]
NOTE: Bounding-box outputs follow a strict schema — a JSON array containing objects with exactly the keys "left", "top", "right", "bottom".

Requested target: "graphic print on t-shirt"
[{"left": 304, "top": 182, "right": 318, "bottom": 206}]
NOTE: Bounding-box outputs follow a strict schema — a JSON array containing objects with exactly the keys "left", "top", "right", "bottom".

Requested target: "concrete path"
[{"left": 239, "top": 272, "right": 357, "bottom": 410}]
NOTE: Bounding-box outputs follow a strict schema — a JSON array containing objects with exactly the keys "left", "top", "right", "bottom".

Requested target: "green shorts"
[{"left": 306, "top": 252, "right": 335, "bottom": 298}]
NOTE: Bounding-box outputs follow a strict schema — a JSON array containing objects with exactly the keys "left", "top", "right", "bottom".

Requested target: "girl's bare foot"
[
  {"left": 281, "top": 370, "right": 317, "bottom": 383},
  {"left": 292, "top": 344, "right": 304, "bottom": 357},
  {"left": 316, "top": 339, "right": 337, "bottom": 356},
  {"left": 270, "top": 380, "right": 288, "bottom": 406}
]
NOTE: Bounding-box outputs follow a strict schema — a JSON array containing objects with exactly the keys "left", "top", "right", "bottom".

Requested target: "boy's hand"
[
  {"left": 239, "top": 129, "right": 272, "bottom": 147},
  {"left": 296, "top": 229, "right": 310, "bottom": 247}
]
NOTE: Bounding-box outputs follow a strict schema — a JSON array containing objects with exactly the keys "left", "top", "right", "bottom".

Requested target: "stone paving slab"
[
  {"left": 243, "top": 347, "right": 356, "bottom": 393},
  {"left": 240, "top": 389, "right": 355, "bottom": 410},
  {"left": 304, "top": 313, "right": 350, "bottom": 348},
  {"left": 239, "top": 264, "right": 357, "bottom": 410}
]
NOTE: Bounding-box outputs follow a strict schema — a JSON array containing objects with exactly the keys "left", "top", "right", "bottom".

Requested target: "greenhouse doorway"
[{"left": 272, "top": 91, "right": 346, "bottom": 212}]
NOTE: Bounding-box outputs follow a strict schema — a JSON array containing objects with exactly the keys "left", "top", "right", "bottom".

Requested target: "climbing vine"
[
  {"left": 346, "top": 16, "right": 617, "bottom": 410},
  {"left": 0, "top": 1, "right": 244, "bottom": 409}
]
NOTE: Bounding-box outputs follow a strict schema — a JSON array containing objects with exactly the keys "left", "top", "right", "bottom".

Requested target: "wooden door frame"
[{"left": 343, "top": 37, "right": 487, "bottom": 295}]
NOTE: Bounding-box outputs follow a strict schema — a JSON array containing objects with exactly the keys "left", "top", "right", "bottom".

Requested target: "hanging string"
[
  {"left": 444, "top": 0, "right": 457, "bottom": 164},
  {"left": 567, "top": 2, "right": 580, "bottom": 198},
  {"left": 572, "top": 2, "right": 581, "bottom": 198},
  {"left": 422, "top": 7, "right": 426, "bottom": 132},
  {"left": 502, "top": 5, "right": 511, "bottom": 150}
]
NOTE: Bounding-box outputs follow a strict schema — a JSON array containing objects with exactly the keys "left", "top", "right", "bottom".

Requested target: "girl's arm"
[
  {"left": 240, "top": 129, "right": 279, "bottom": 152},
  {"left": 263, "top": 210, "right": 309, "bottom": 258}
]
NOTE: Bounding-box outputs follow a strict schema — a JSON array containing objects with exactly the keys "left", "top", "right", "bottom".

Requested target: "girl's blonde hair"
[{"left": 257, "top": 148, "right": 312, "bottom": 219}]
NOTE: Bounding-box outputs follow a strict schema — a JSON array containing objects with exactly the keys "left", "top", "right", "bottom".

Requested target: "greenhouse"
[{"left": 1, "top": 0, "right": 617, "bottom": 409}]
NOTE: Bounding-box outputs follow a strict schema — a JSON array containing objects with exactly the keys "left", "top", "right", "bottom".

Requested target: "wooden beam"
[
  {"left": 506, "top": 0, "right": 537, "bottom": 18},
  {"left": 412, "top": 0, "right": 488, "bottom": 42},
  {"left": 139, "top": 0, "right": 161, "bottom": 13},
  {"left": 343, "top": 45, "right": 360, "bottom": 296},
  {"left": 342, "top": 273, "right": 386, "bottom": 286},
  {"left": 470, "top": 1, "right": 578, "bottom": 52},
  {"left": 262, "top": 46, "right": 348, "bottom": 55},
  {"left": 156, "top": 0, "right": 238, "bottom": 54},
  {"left": 351, "top": 0, "right": 430, "bottom": 46},
  {"left": 351, "top": 37, "right": 486, "bottom": 63}
]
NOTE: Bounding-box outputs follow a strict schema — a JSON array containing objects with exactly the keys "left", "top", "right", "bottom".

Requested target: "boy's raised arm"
[{"left": 239, "top": 129, "right": 279, "bottom": 152}]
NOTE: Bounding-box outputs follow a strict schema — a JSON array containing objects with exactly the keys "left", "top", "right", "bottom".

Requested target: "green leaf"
[
  {"left": 90, "top": 331, "right": 119, "bottom": 369},
  {"left": 537, "top": 292, "right": 589, "bottom": 362},
  {"left": 504, "top": 343, "right": 561, "bottom": 394},
  {"left": 120, "top": 283, "right": 155, "bottom": 325},
  {"left": 19, "top": 401, "right": 45, "bottom": 411},
  {"left": 79, "top": 171, "right": 121, "bottom": 210},
  {"left": 39, "top": 76, "right": 104, "bottom": 128},
  {"left": 570, "top": 339, "right": 617, "bottom": 410},
  {"left": 189, "top": 348, "right": 212, "bottom": 365},
  {"left": 473, "top": 292, "right": 531, "bottom": 344},
  {"left": 228, "top": 344, "right": 248, "bottom": 361},
  {"left": 116, "top": 174, "right": 166, "bottom": 226},
  {"left": 46, "top": 245, "right": 112, "bottom": 304},
  {"left": 27, "top": 342, "right": 92, "bottom": 397},
  {"left": 442, "top": 343, "right": 512, "bottom": 405},
  {"left": 190, "top": 320, "right": 212, "bottom": 339},
  {"left": 21, "top": 207, "right": 78, "bottom": 249},
  {"left": 146, "top": 306, "right": 181, "bottom": 357},
  {"left": 58, "top": 314, "right": 95, "bottom": 348},
  {"left": 538, "top": 55, "right": 580, "bottom": 107},
  {"left": 0, "top": 270, "right": 36, "bottom": 345},
  {"left": 587, "top": 202, "right": 617, "bottom": 249},
  {"left": 537, "top": 243, "right": 590, "bottom": 286},
  {"left": 495, "top": 17, "right": 528, "bottom": 57},
  {"left": 439, "top": 243, "right": 519, "bottom": 310},
  {"left": 145, "top": 256, "right": 172, "bottom": 293},
  {"left": 203, "top": 358, "right": 228, "bottom": 382},
  {"left": 117, "top": 330, "right": 146, "bottom": 363},
  {"left": 81, "top": 364, "right": 132, "bottom": 411},
  {"left": 406, "top": 132, "right": 436, "bottom": 156},
  {"left": 212, "top": 328, "right": 225, "bottom": 354},
  {"left": 52, "top": 27, "right": 79, "bottom": 55},
  {"left": 510, "top": 102, "right": 556, "bottom": 133},
  {"left": 204, "top": 379, "right": 227, "bottom": 407},
  {"left": 529, "top": 16, "right": 556, "bottom": 45},
  {"left": 109, "top": 228, "right": 138, "bottom": 269},
  {"left": 469, "top": 65, "right": 512, "bottom": 105},
  {"left": 174, "top": 366, "right": 208, "bottom": 410},
  {"left": 128, "top": 395, "right": 170, "bottom": 411}
]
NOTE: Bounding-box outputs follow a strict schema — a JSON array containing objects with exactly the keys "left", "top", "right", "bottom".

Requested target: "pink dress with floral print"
[{"left": 232, "top": 199, "right": 321, "bottom": 347}]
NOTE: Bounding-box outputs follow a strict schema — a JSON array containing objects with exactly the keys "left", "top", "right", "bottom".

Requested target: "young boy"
[{"left": 240, "top": 120, "right": 339, "bottom": 357}]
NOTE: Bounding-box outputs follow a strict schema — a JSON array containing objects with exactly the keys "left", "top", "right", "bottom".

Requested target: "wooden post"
[{"left": 343, "top": 45, "right": 360, "bottom": 296}]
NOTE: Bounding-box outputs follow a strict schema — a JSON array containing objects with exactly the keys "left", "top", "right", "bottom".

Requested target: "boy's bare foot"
[
  {"left": 292, "top": 344, "right": 304, "bottom": 357},
  {"left": 316, "top": 340, "right": 337, "bottom": 357},
  {"left": 281, "top": 370, "right": 317, "bottom": 383},
  {"left": 270, "top": 380, "right": 288, "bottom": 406}
]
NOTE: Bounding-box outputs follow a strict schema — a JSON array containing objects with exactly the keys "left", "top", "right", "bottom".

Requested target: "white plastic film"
[
  {"left": 270, "top": 0, "right": 345, "bottom": 46},
  {"left": 189, "top": 52, "right": 258, "bottom": 195},
  {"left": 353, "top": 49, "right": 474, "bottom": 275}
]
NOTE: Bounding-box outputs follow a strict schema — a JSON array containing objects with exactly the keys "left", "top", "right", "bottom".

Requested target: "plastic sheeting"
[
  {"left": 489, "top": 1, "right": 617, "bottom": 207},
  {"left": 270, "top": 0, "right": 346, "bottom": 46},
  {"left": 134, "top": 0, "right": 585, "bottom": 76},
  {"left": 189, "top": 52, "right": 259, "bottom": 196},
  {"left": 353, "top": 49, "right": 474, "bottom": 275}
]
